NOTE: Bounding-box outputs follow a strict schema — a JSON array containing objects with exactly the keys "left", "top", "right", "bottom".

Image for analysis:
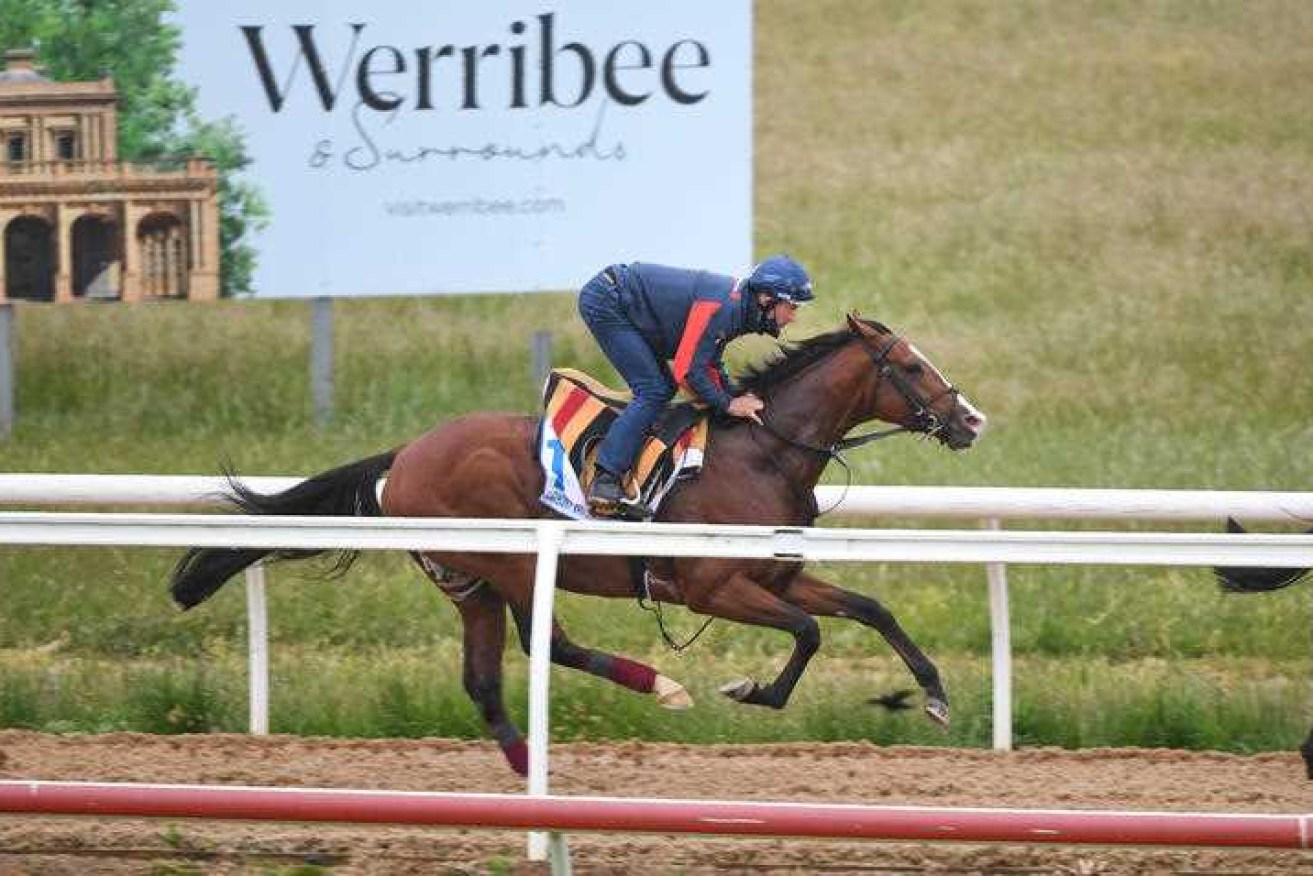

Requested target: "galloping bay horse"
[{"left": 171, "top": 314, "right": 987, "bottom": 774}]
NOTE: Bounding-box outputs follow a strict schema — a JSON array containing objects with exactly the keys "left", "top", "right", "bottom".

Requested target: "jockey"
[{"left": 577, "top": 254, "right": 814, "bottom": 517}]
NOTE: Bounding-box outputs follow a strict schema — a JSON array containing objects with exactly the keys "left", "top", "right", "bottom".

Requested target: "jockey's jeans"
[{"left": 578, "top": 272, "right": 676, "bottom": 478}]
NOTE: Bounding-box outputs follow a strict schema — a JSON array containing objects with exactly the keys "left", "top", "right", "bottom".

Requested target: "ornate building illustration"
[{"left": 0, "top": 49, "right": 219, "bottom": 302}]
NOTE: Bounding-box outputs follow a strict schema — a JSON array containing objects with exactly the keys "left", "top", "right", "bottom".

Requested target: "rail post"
[
  {"left": 984, "top": 517, "right": 1013, "bottom": 750},
  {"left": 244, "top": 563, "right": 270, "bottom": 735},
  {"left": 527, "top": 521, "right": 571, "bottom": 872}
]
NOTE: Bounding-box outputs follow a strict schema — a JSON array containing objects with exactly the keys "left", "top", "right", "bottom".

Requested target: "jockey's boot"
[{"left": 588, "top": 468, "right": 645, "bottom": 519}]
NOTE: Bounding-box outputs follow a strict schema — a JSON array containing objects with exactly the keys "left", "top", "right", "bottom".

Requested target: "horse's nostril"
[{"left": 965, "top": 414, "right": 982, "bottom": 427}]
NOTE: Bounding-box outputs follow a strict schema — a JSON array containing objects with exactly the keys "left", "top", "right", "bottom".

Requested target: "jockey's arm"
[{"left": 671, "top": 300, "right": 733, "bottom": 412}]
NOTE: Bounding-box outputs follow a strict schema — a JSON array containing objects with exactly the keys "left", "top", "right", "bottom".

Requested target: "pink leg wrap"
[
  {"left": 501, "top": 738, "right": 529, "bottom": 776},
  {"left": 609, "top": 656, "right": 657, "bottom": 693}
]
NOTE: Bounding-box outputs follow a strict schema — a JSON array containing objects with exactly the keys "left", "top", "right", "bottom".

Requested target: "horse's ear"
[{"left": 846, "top": 312, "right": 872, "bottom": 336}]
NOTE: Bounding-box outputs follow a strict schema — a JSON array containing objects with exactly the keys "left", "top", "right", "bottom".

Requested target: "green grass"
[
  {"left": 1, "top": 0, "right": 1311, "bottom": 752},
  {"left": 1, "top": 649, "right": 1307, "bottom": 754}
]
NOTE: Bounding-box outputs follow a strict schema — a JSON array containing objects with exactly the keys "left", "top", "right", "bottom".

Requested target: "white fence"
[
  {"left": 2, "top": 474, "right": 1311, "bottom": 746},
  {"left": 0, "top": 475, "right": 1307, "bottom": 751},
  {"left": 4, "top": 474, "right": 1313, "bottom": 521}
]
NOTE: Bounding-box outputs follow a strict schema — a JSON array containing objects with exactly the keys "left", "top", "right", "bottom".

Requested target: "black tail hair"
[
  {"left": 169, "top": 449, "right": 397, "bottom": 610},
  {"left": 1214, "top": 517, "right": 1313, "bottom": 593}
]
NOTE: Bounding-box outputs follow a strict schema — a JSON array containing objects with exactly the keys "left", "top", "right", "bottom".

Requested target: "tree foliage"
[{"left": 0, "top": 0, "right": 266, "bottom": 295}]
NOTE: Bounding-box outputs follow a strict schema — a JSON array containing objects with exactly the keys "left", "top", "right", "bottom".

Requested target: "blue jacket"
[{"left": 612, "top": 262, "right": 763, "bottom": 411}]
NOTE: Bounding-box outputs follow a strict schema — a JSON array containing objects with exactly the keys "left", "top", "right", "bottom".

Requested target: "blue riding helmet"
[{"left": 747, "top": 255, "right": 814, "bottom": 303}]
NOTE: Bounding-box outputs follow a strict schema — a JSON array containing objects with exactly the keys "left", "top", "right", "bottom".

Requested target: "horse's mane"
[{"left": 737, "top": 318, "right": 890, "bottom": 396}]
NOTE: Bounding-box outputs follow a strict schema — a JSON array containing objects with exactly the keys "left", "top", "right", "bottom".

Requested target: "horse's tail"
[
  {"left": 1214, "top": 517, "right": 1313, "bottom": 593},
  {"left": 169, "top": 449, "right": 398, "bottom": 610}
]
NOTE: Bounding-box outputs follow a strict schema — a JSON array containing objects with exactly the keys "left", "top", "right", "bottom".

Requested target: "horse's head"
[{"left": 847, "top": 314, "right": 987, "bottom": 450}]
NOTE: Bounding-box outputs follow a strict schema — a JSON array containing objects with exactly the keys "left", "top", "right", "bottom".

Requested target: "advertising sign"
[{"left": 174, "top": 2, "right": 752, "bottom": 296}]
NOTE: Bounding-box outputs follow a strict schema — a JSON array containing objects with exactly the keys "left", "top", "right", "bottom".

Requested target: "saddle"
[{"left": 537, "top": 368, "right": 709, "bottom": 520}]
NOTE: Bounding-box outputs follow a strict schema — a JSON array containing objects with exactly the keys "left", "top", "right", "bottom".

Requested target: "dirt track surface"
[{"left": 2, "top": 732, "right": 1313, "bottom": 874}]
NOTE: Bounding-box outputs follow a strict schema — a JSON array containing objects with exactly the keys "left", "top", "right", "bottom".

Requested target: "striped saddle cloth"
[{"left": 537, "top": 368, "right": 709, "bottom": 520}]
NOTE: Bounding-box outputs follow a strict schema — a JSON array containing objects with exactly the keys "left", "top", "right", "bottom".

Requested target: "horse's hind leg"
[
  {"left": 412, "top": 554, "right": 529, "bottom": 775},
  {"left": 454, "top": 584, "right": 531, "bottom": 775},
  {"left": 782, "top": 570, "right": 949, "bottom": 728},
  {"left": 504, "top": 590, "right": 693, "bottom": 709}
]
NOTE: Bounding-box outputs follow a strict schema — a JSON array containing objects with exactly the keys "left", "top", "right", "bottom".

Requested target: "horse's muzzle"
[{"left": 938, "top": 399, "right": 987, "bottom": 450}]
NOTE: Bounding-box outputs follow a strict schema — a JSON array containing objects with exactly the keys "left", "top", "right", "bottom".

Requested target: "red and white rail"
[{"left": 1, "top": 781, "right": 1309, "bottom": 850}]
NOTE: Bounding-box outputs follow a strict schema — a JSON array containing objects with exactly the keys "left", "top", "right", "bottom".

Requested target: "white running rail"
[{"left": 1, "top": 478, "right": 1309, "bottom": 751}]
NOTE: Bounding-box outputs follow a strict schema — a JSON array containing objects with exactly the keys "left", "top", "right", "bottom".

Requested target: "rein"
[
  {"left": 629, "top": 555, "right": 717, "bottom": 652},
  {"left": 754, "top": 414, "right": 909, "bottom": 458}
]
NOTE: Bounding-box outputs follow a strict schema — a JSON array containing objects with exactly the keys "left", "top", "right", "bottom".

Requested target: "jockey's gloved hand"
[{"left": 726, "top": 393, "right": 764, "bottom": 425}]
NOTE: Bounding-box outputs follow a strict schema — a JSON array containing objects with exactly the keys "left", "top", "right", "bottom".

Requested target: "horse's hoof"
[
  {"left": 925, "top": 698, "right": 951, "bottom": 729},
  {"left": 654, "top": 674, "right": 693, "bottom": 710},
  {"left": 719, "top": 677, "right": 757, "bottom": 702}
]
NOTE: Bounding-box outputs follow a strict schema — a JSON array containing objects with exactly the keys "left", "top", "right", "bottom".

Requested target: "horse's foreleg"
[
  {"left": 684, "top": 571, "right": 820, "bottom": 710},
  {"left": 508, "top": 606, "right": 693, "bottom": 709},
  {"left": 782, "top": 571, "right": 949, "bottom": 728}
]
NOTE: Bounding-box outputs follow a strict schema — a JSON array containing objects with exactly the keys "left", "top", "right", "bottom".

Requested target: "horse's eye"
[{"left": 905, "top": 363, "right": 924, "bottom": 376}]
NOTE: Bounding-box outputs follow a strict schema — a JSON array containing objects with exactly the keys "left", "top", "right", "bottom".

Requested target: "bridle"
[
  {"left": 753, "top": 331, "right": 961, "bottom": 457},
  {"left": 750, "top": 330, "right": 962, "bottom": 516},
  {"left": 861, "top": 332, "right": 962, "bottom": 439}
]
